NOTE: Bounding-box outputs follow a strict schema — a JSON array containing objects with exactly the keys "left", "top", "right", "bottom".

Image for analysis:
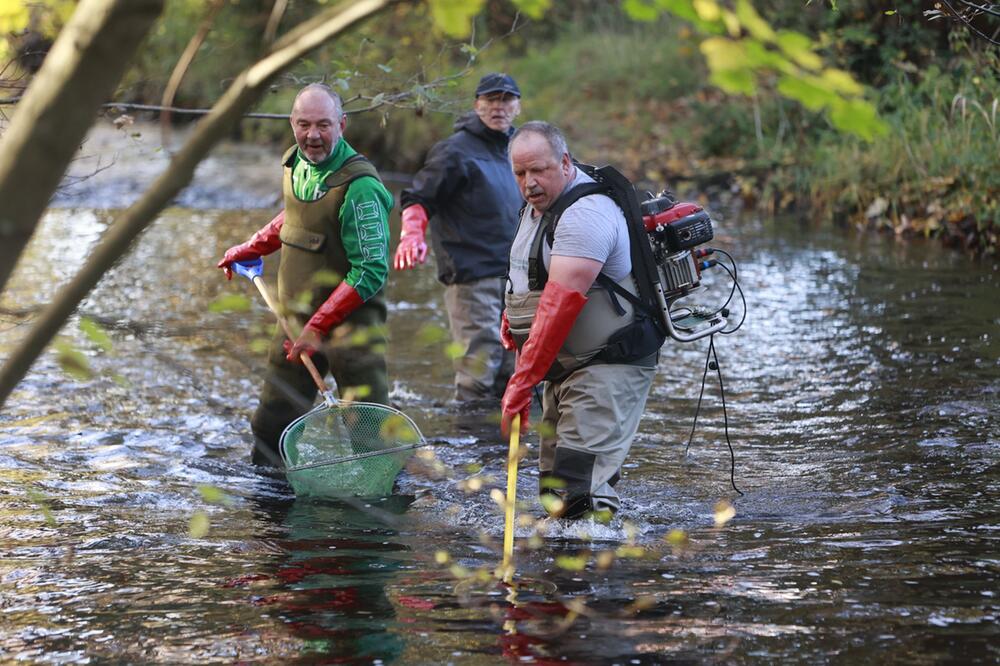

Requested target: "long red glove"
[
  {"left": 217, "top": 210, "right": 285, "bottom": 279},
  {"left": 393, "top": 204, "right": 429, "bottom": 270},
  {"left": 500, "top": 310, "right": 515, "bottom": 351},
  {"left": 500, "top": 281, "right": 587, "bottom": 435},
  {"left": 286, "top": 282, "right": 364, "bottom": 363}
]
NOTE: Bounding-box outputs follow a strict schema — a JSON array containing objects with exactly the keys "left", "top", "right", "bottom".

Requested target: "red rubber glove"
[
  {"left": 303, "top": 282, "right": 365, "bottom": 338},
  {"left": 500, "top": 281, "right": 588, "bottom": 436},
  {"left": 284, "top": 328, "right": 321, "bottom": 364},
  {"left": 217, "top": 210, "right": 284, "bottom": 279},
  {"left": 500, "top": 310, "right": 515, "bottom": 351},
  {"left": 393, "top": 204, "right": 429, "bottom": 270}
]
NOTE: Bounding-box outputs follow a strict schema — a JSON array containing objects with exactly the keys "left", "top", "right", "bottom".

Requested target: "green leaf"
[
  {"left": 710, "top": 68, "right": 756, "bottom": 95},
  {"left": 539, "top": 475, "right": 567, "bottom": 490},
  {"left": 416, "top": 324, "right": 448, "bottom": 345},
  {"left": 511, "top": 0, "right": 552, "bottom": 20},
  {"left": 776, "top": 73, "right": 835, "bottom": 111},
  {"left": 820, "top": 67, "right": 864, "bottom": 96},
  {"left": 444, "top": 341, "right": 464, "bottom": 360},
  {"left": 427, "top": 0, "right": 486, "bottom": 38},
  {"left": 622, "top": 0, "right": 660, "bottom": 21},
  {"left": 828, "top": 97, "right": 888, "bottom": 141},
  {"left": 79, "top": 317, "right": 112, "bottom": 352},
  {"left": 54, "top": 340, "right": 92, "bottom": 380},
  {"left": 775, "top": 30, "right": 823, "bottom": 70},
  {"left": 743, "top": 39, "right": 786, "bottom": 69},
  {"left": 208, "top": 293, "right": 251, "bottom": 313},
  {"left": 735, "top": 0, "right": 775, "bottom": 41},
  {"left": 555, "top": 554, "right": 589, "bottom": 571},
  {"left": 311, "top": 269, "right": 342, "bottom": 287},
  {"left": 197, "top": 484, "right": 232, "bottom": 506}
]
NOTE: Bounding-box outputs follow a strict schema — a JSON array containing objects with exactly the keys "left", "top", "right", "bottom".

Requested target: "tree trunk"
[
  {"left": 0, "top": 0, "right": 395, "bottom": 408},
  {"left": 0, "top": 0, "right": 165, "bottom": 295}
]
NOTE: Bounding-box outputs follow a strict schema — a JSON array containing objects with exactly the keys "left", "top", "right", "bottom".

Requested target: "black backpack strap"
[{"left": 528, "top": 182, "right": 609, "bottom": 290}]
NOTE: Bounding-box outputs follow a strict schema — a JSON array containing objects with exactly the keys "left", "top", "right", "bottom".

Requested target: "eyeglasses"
[{"left": 479, "top": 92, "right": 519, "bottom": 104}]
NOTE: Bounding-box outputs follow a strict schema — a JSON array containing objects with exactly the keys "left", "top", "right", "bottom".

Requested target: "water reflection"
[{"left": 228, "top": 496, "right": 414, "bottom": 663}]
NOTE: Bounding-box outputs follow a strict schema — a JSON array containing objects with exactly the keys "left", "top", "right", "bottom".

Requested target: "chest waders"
[
  {"left": 277, "top": 148, "right": 385, "bottom": 315},
  {"left": 250, "top": 150, "right": 389, "bottom": 465},
  {"left": 505, "top": 175, "right": 665, "bottom": 383}
]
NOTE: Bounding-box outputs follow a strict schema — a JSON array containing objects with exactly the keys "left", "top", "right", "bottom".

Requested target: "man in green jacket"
[{"left": 217, "top": 84, "right": 393, "bottom": 466}]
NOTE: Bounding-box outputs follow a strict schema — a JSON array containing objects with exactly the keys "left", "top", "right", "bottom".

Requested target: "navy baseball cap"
[{"left": 475, "top": 72, "right": 520, "bottom": 98}]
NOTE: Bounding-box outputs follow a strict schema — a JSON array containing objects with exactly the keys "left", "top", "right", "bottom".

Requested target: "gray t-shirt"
[{"left": 508, "top": 167, "right": 631, "bottom": 295}]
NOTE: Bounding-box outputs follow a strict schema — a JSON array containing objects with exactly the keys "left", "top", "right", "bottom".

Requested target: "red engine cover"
[{"left": 642, "top": 202, "right": 703, "bottom": 232}]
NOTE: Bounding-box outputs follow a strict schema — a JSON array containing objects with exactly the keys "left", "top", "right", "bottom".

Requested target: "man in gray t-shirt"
[{"left": 500, "top": 121, "right": 657, "bottom": 520}]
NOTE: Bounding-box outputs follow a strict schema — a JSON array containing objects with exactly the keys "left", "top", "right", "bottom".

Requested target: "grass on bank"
[{"left": 484, "top": 20, "right": 999, "bottom": 256}]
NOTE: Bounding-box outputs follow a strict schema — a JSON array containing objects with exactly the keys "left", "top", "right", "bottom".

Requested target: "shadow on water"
[{"left": 1, "top": 144, "right": 999, "bottom": 661}]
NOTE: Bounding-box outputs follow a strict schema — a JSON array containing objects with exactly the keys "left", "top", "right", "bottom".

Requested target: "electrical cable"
[
  {"left": 682, "top": 334, "right": 743, "bottom": 496},
  {"left": 714, "top": 261, "right": 747, "bottom": 335}
]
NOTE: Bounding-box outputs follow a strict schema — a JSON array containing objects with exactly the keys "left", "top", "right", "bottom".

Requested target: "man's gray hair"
[
  {"left": 509, "top": 121, "right": 569, "bottom": 162},
  {"left": 294, "top": 83, "right": 344, "bottom": 117}
]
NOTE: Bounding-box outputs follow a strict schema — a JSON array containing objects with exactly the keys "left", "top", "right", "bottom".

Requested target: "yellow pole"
[{"left": 502, "top": 414, "right": 520, "bottom": 584}]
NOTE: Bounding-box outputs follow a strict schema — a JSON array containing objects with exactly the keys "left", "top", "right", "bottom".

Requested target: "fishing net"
[{"left": 279, "top": 401, "right": 426, "bottom": 498}]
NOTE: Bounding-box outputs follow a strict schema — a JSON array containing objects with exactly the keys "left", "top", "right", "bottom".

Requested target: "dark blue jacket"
[{"left": 400, "top": 112, "right": 521, "bottom": 285}]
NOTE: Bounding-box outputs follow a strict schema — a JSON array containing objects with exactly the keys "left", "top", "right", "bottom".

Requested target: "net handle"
[{"left": 236, "top": 261, "right": 332, "bottom": 398}]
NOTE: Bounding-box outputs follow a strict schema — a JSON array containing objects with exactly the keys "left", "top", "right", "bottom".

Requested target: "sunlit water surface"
[{"left": 1, "top": 196, "right": 998, "bottom": 663}]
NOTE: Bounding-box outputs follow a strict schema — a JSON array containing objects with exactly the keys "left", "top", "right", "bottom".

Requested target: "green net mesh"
[{"left": 279, "top": 401, "right": 425, "bottom": 498}]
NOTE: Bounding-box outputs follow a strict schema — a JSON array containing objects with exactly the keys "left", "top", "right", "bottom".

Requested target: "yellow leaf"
[
  {"left": 444, "top": 341, "right": 465, "bottom": 360},
  {"left": 189, "top": 511, "right": 210, "bottom": 538},
  {"left": 735, "top": 0, "right": 775, "bottom": 41},
  {"left": 821, "top": 68, "right": 864, "bottom": 96},
  {"left": 197, "top": 484, "right": 231, "bottom": 506},
  {"left": 595, "top": 551, "right": 615, "bottom": 569},
  {"left": 693, "top": 0, "right": 721, "bottom": 22},
  {"left": 555, "top": 554, "right": 589, "bottom": 571},
  {"left": 714, "top": 499, "right": 736, "bottom": 527},
  {"left": 615, "top": 545, "right": 646, "bottom": 559},
  {"left": 427, "top": 0, "right": 486, "bottom": 38},
  {"left": 665, "top": 528, "right": 689, "bottom": 546},
  {"left": 539, "top": 493, "right": 564, "bottom": 515}
]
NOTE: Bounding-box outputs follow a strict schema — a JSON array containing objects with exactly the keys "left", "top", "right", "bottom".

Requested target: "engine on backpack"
[{"left": 640, "top": 192, "right": 716, "bottom": 302}]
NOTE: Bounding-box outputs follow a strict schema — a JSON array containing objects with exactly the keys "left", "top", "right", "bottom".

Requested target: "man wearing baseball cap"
[{"left": 394, "top": 73, "right": 522, "bottom": 404}]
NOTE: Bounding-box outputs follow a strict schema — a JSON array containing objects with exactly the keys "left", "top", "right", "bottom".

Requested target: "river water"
[{"left": 1, "top": 128, "right": 998, "bottom": 663}]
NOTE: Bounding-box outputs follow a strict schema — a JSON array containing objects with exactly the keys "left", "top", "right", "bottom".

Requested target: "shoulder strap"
[
  {"left": 528, "top": 181, "right": 610, "bottom": 290},
  {"left": 324, "top": 154, "right": 382, "bottom": 189},
  {"left": 586, "top": 163, "right": 666, "bottom": 334}
]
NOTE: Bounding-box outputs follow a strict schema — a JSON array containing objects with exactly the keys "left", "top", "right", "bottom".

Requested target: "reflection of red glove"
[
  {"left": 500, "top": 281, "right": 587, "bottom": 435},
  {"left": 304, "top": 282, "right": 364, "bottom": 337},
  {"left": 284, "top": 329, "right": 321, "bottom": 364},
  {"left": 393, "top": 205, "right": 429, "bottom": 270},
  {"left": 500, "top": 310, "right": 515, "bottom": 351},
  {"left": 217, "top": 210, "right": 284, "bottom": 279}
]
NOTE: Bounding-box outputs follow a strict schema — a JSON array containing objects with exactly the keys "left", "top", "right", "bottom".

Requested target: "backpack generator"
[
  {"left": 580, "top": 164, "right": 729, "bottom": 344},
  {"left": 639, "top": 192, "right": 727, "bottom": 342}
]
